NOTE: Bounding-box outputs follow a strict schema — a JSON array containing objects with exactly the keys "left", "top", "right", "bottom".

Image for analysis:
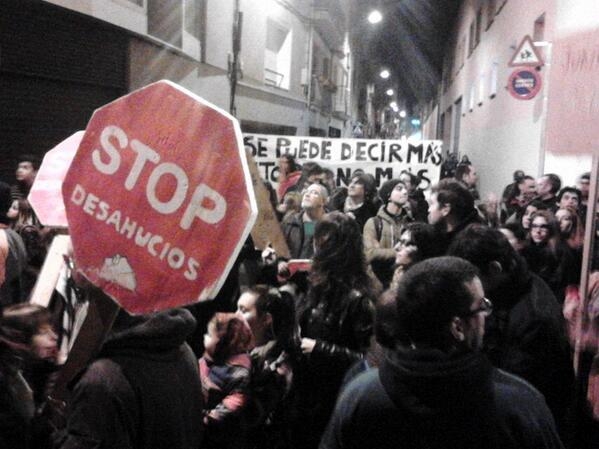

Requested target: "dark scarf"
[{"left": 379, "top": 347, "right": 500, "bottom": 449}]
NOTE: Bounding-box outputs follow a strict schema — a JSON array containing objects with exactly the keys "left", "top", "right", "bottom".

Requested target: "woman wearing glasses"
[
  {"left": 522, "top": 210, "right": 579, "bottom": 303},
  {"left": 390, "top": 222, "right": 441, "bottom": 290}
]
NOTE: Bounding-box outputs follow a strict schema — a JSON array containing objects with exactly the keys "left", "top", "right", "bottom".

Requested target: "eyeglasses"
[
  {"left": 530, "top": 224, "right": 549, "bottom": 230},
  {"left": 463, "top": 297, "right": 493, "bottom": 317}
]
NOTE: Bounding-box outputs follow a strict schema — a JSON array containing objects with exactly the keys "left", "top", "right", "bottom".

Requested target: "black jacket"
[
  {"left": 54, "top": 308, "right": 204, "bottom": 449},
  {"left": 292, "top": 289, "right": 374, "bottom": 449},
  {"left": 320, "top": 349, "right": 564, "bottom": 449},
  {"left": 484, "top": 272, "right": 574, "bottom": 433},
  {"left": 281, "top": 212, "right": 315, "bottom": 260}
]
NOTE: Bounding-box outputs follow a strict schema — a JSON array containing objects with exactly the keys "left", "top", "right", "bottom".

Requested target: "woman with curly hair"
[{"left": 291, "top": 211, "right": 377, "bottom": 449}]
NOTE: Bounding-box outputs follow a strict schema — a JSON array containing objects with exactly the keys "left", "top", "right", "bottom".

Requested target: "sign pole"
[
  {"left": 46, "top": 287, "right": 119, "bottom": 423},
  {"left": 537, "top": 41, "right": 552, "bottom": 177}
]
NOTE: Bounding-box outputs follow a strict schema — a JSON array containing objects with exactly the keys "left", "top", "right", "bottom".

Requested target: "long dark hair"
[
  {"left": 0, "top": 304, "right": 52, "bottom": 369},
  {"left": 246, "top": 285, "right": 299, "bottom": 355},
  {"left": 308, "top": 212, "right": 372, "bottom": 309}
]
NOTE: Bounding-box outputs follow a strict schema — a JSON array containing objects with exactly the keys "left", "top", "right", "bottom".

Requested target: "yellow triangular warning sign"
[{"left": 509, "top": 35, "right": 544, "bottom": 67}]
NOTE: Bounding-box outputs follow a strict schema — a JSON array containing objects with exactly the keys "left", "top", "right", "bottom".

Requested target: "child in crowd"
[
  {"left": 199, "top": 313, "right": 254, "bottom": 449},
  {"left": 0, "top": 303, "right": 58, "bottom": 449}
]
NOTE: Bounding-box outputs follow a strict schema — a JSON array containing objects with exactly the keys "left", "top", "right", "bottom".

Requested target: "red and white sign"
[
  {"left": 29, "top": 131, "right": 83, "bottom": 228},
  {"left": 508, "top": 35, "right": 544, "bottom": 67},
  {"left": 62, "top": 80, "right": 257, "bottom": 314},
  {"left": 546, "top": 27, "right": 599, "bottom": 154},
  {"left": 508, "top": 68, "right": 542, "bottom": 100}
]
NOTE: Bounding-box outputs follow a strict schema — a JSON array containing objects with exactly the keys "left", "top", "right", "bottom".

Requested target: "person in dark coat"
[
  {"left": 320, "top": 256, "right": 563, "bottom": 449},
  {"left": 279, "top": 183, "right": 328, "bottom": 261},
  {"left": 399, "top": 170, "right": 428, "bottom": 222},
  {"left": 291, "top": 211, "right": 376, "bottom": 449},
  {"left": 522, "top": 210, "right": 580, "bottom": 302},
  {"left": 334, "top": 174, "right": 377, "bottom": 232},
  {"left": 237, "top": 286, "right": 299, "bottom": 449},
  {"left": 448, "top": 224, "right": 574, "bottom": 437},
  {"left": 0, "top": 181, "right": 27, "bottom": 307},
  {"left": 535, "top": 173, "right": 561, "bottom": 213},
  {"left": 0, "top": 303, "right": 58, "bottom": 449},
  {"left": 427, "top": 178, "right": 481, "bottom": 254},
  {"left": 53, "top": 305, "right": 204, "bottom": 449}
]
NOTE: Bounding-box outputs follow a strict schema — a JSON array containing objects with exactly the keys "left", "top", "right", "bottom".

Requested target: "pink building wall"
[{"left": 426, "top": 0, "right": 595, "bottom": 197}]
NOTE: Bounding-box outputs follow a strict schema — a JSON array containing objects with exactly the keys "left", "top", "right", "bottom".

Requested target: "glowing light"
[
  {"left": 399, "top": 110, "right": 407, "bottom": 118},
  {"left": 380, "top": 69, "right": 390, "bottom": 79},
  {"left": 390, "top": 101, "right": 398, "bottom": 109},
  {"left": 368, "top": 10, "right": 383, "bottom": 24},
  {"left": 386, "top": 89, "right": 394, "bottom": 96}
]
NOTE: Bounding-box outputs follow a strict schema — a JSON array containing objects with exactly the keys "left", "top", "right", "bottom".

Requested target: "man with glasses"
[
  {"left": 321, "top": 256, "right": 563, "bottom": 449},
  {"left": 448, "top": 224, "right": 573, "bottom": 438}
]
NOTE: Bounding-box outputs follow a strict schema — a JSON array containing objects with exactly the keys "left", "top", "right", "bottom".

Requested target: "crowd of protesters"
[{"left": 1, "top": 151, "right": 598, "bottom": 449}]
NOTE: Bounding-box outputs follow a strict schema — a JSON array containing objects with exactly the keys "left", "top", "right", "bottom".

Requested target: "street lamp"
[
  {"left": 368, "top": 10, "right": 383, "bottom": 24},
  {"left": 386, "top": 89, "right": 394, "bottom": 96},
  {"left": 380, "top": 69, "right": 390, "bottom": 79}
]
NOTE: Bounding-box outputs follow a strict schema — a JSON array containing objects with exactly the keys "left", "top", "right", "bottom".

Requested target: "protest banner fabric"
[{"left": 243, "top": 134, "right": 443, "bottom": 191}]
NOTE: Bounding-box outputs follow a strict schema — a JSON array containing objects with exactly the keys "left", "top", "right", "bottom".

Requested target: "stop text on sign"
[{"left": 91, "top": 125, "right": 226, "bottom": 229}]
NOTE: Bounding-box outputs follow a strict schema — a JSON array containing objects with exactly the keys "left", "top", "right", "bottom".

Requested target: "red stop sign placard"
[{"left": 63, "top": 81, "right": 257, "bottom": 314}]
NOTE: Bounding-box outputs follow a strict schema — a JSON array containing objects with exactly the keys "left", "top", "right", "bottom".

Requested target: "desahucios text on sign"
[{"left": 244, "top": 134, "right": 444, "bottom": 190}]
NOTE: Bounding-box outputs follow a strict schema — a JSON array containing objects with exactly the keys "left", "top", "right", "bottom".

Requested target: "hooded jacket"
[
  {"left": 54, "top": 308, "right": 203, "bottom": 449},
  {"left": 320, "top": 349, "right": 564, "bottom": 449},
  {"left": 363, "top": 206, "right": 413, "bottom": 287}
]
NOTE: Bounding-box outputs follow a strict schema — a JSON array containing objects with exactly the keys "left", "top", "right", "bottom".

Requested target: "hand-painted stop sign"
[
  {"left": 62, "top": 81, "right": 257, "bottom": 314},
  {"left": 29, "top": 131, "right": 84, "bottom": 228}
]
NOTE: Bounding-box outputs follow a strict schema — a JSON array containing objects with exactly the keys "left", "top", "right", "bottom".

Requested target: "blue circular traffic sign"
[{"left": 508, "top": 68, "right": 542, "bottom": 100}]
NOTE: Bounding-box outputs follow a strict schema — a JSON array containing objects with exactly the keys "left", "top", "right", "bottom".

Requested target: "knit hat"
[
  {"left": 378, "top": 179, "right": 402, "bottom": 204},
  {"left": 0, "top": 182, "right": 12, "bottom": 225}
]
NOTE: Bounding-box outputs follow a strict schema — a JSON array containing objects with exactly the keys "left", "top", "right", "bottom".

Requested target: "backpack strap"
[{"left": 374, "top": 216, "right": 383, "bottom": 242}]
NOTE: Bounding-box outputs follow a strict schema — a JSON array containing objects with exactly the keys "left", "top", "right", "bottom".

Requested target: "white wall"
[
  {"left": 432, "top": 0, "right": 598, "bottom": 195},
  {"left": 439, "top": 0, "right": 555, "bottom": 198},
  {"left": 44, "top": 0, "right": 356, "bottom": 137}
]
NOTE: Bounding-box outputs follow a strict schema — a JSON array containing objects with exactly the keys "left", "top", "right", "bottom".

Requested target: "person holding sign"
[
  {"left": 363, "top": 179, "right": 414, "bottom": 289},
  {"left": 54, "top": 303, "right": 204, "bottom": 449}
]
